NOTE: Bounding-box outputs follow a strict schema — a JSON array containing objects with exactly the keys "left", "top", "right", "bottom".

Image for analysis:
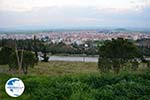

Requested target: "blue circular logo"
[{"left": 5, "top": 78, "right": 25, "bottom": 97}]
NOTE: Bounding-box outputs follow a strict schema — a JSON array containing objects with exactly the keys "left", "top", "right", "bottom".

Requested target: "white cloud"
[
  {"left": 0, "top": 0, "right": 149, "bottom": 12},
  {"left": 0, "top": 5, "right": 150, "bottom": 27}
]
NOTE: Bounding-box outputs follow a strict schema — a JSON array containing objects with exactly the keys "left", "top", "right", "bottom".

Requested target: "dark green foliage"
[
  {"left": 136, "top": 39, "right": 150, "bottom": 57},
  {"left": 98, "top": 58, "right": 112, "bottom": 73},
  {"left": 98, "top": 38, "right": 142, "bottom": 73},
  {"left": 1, "top": 72, "right": 150, "bottom": 100},
  {"left": 0, "top": 47, "right": 13, "bottom": 65},
  {"left": 41, "top": 44, "right": 49, "bottom": 62},
  {"left": 0, "top": 39, "right": 99, "bottom": 55}
]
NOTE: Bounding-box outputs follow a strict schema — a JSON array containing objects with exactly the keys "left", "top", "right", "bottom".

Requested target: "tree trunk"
[
  {"left": 33, "top": 35, "right": 38, "bottom": 64},
  {"left": 35, "top": 51, "right": 38, "bottom": 64},
  {"left": 147, "top": 62, "right": 150, "bottom": 69},
  {"left": 113, "top": 64, "right": 120, "bottom": 74},
  {"left": 15, "top": 49, "right": 24, "bottom": 75}
]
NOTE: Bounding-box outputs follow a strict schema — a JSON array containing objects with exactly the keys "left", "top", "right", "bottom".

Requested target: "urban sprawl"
[{"left": 0, "top": 30, "right": 150, "bottom": 45}]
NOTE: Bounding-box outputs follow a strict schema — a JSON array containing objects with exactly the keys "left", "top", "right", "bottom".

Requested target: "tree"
[
  {"left": 0, "top": 47, "right": 13, "bottom": 65},
  {"left": 33, "top": 36, "right": 39, "bottom": 64},
  {"left": 41, "top": 44, "right": 49, "bottom": 62},
  {"left": 98, "top": 38, "right": 141, "bottom": 73},
  {"left": 9, "top": 51, "right": 36, "bottom": 75},
  {"left": 98, "top": 58, "right": 112, "bottom": 73}
]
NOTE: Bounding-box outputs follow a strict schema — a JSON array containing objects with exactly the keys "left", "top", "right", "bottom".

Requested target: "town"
[{"left": 0, "top": 30, "right": 150, "bottom": 45}]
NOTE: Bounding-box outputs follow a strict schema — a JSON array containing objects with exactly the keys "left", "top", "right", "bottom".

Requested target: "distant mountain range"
[{"left": 0, "top": 27, "right": 150, "bottom": 34}]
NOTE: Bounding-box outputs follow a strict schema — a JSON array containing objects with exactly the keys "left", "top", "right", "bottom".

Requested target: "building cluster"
[{"left": 0, "top": 30, "right": 150, "bottom": 45}]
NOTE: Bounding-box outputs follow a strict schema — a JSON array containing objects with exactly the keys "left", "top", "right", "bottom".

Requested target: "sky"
[{"left": 0, "top": 0, "right": 150, "bottom": 30}]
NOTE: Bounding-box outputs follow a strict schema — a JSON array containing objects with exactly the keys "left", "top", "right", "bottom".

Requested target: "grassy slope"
[{"left": 0, "top": 61, "right": 150, "bottom": 100}]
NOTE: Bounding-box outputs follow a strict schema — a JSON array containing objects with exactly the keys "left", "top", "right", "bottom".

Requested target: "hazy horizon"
[{"left": 0, "top": 0, "right": 150, "bottom": 30}]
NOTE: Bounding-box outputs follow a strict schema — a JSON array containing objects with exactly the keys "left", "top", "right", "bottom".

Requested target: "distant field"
[
  {"left": 0, "top": 61, "right": 98, "bottom": 76},
  {"left": 0, "top": 61, "right": 148, "bottom": 76}
]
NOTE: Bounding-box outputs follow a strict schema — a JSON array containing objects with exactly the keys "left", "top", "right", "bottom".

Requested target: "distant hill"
[
  {"left": 114, "top": 28, "right": 129, "bottom": 32},
  {"left": 0, "top": 27, "right": 150, "bottom": 34}
]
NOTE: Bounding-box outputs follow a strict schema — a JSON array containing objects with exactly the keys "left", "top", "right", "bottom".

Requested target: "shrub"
[{"left": 1, "top": 72, "right": 150, "bottom": 100}]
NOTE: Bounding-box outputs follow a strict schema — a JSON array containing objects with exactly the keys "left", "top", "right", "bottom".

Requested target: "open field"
[
  {"left": 0, "top": 61, "right": 148, "bottom": 76},
  {"left": 30, "top": 61, "right": 98, "bottom": 76},
  {"left": 0, "top": 61, "right": 98, "bottom": 76}
]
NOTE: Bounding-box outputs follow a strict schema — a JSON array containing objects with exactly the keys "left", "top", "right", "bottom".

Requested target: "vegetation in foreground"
[
  {"left": 0, "top": 61, "right": 149, "bottom": 100},
  {"left": 0, "top": 70, "right": 150, "bottom": 100}
]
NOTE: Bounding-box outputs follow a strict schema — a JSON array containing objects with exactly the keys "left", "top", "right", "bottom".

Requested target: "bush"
[{"left": 1, "top": 72, "right": 150, "bottom": 100}]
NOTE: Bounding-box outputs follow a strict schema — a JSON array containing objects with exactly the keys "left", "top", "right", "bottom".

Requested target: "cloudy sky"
[{"left": 0, "top": 0, "right": 150, "bottom": 29}]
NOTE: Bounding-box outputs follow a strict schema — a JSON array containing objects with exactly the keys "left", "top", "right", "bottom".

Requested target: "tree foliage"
[
  {"left": 98, "top": 38, "right": 142, "bottom": 73},
  {"left": 0, "top": 39, "right": 99, "bottom": 55},
  {"left": 9, "top": 50, "right": 36, "bottom": 74},
  {"left": 0, "top": 47, "right": 13, "bottom": 65}
]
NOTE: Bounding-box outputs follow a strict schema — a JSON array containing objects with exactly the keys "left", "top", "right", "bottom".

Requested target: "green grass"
[
  {"left": 1, "top": 71, "right": 150, "bottom": 100},
  {"left": 0, "top": 61, "right": 98, "bottom": 76},
  {"left": 30, "top": 61, "right": 98, "bottom": 76},
  {"left": 0, "top": 61, "right": 150, "bottom": 100}
]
